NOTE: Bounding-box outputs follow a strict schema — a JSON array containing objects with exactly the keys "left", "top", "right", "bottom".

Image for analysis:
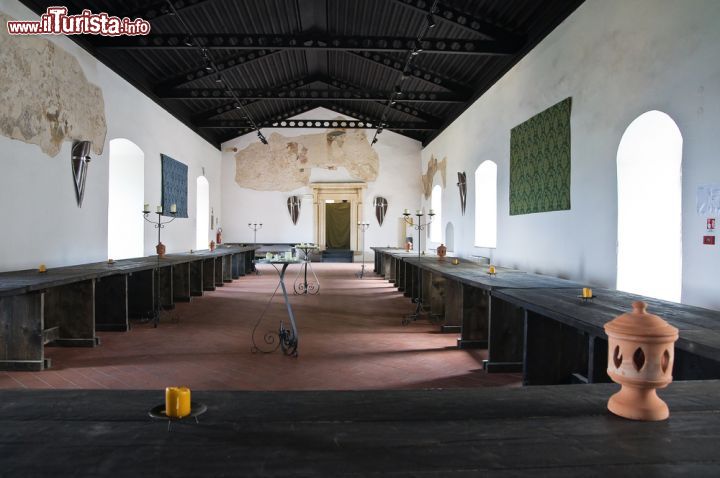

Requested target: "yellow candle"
[
  {"left": 488, "top": 265, "right": 496, "bottom": 274},
  {"left": 38, "top": 264, "right": 47, "bottom": 273},
  {"left": 582, "top": 287, "right": 592, "bottom": 298},
  {"left": 452, "top": 258, "right": 459, "bottom": 265},
  {"left": 165, "top": 387, "right": 192, "bottom": 418}
]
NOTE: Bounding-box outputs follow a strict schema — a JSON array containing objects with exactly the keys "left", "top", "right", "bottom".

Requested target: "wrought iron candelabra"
[
  {"left": 248, "top": 222, "right": 263, "bottom": 243},
  {"left": 356, "top": 222, "right": 370, "bottom": 279},
  {"left": 248, "top": 222, "right": 263, "bottom": 274},
  {"left": 143, "top": 206, "right": 176, "bottom": 327},
  {"left": 402, "top": 209, "right": 435, "bottom": 325}
]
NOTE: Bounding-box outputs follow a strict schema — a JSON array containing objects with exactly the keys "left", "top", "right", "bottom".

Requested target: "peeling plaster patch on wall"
[
  {"left": 234, "top": 126, "right": 379, "bottom": 191},
  {"left": 0, "top": 12, "right": 107, "bottom": 157},
  {"left": 421, "top": 154, "right": 447, "bottom": 198}
]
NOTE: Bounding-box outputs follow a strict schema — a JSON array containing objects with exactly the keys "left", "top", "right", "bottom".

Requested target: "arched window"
[
  {"left": 617, "top": 111, "right": 682, "bottom": 302},
  {"left": 474, "top": 160, "right": 497, "bottom": 248},
  {"left": 108, "top": 138, "right": 144, "bottom": 259},
  {"left": 196, "top": 176, "right": 210, "bottom": 250},
  {"left": 430, "top": 184, "right": 442, "bottom": 243}
]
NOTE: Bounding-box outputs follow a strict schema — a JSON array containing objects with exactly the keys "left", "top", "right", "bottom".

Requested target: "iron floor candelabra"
[
  {"left": 143, "top": 208, "right": 176, "bottom": 327},
  {"left": 248, "top": 222, "right": 263, "bottom": 274},
  {"left": 356, "top": 222, "right": 370, "bottom": 279},
  {"left": 402, "top": 210, "right": 435, "bottom": 325}
]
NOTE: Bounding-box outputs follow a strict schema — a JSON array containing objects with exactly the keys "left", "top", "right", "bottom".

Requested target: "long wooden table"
[
  {"left": 2, "top": 381, "right": 720, "bottom": 475},
  {"left": 373, "top": 247, "right": 586, "bottom": 373},
  {"left": 373, "top": 247, "right": 720, "bottom": 384},
  {"left": 0, "top": 245, "right": 258, "bottom": 371},
  {"left": 494, "top": 287, "right": 720, "bottom": 385}
]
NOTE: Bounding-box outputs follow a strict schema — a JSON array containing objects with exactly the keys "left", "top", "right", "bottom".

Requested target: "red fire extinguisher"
[{"left": 216, "top": 227, "right": 222, "bottom": 245}]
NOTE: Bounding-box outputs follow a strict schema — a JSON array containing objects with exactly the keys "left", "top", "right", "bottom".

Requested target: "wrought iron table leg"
[{"left": 277, "top": 263, "right": 298, "bottom": 356}]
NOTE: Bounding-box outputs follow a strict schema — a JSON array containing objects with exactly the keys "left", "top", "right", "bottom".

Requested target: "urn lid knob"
[{"left": 604, "top": 301, "right": 679, "bottom": 339}]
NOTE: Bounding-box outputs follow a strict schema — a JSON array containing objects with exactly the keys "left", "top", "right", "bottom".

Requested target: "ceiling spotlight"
[
  {"left": 412, "top": 40, "right": 423, "bottom": 54},
  {"left": 204, "top": 64, "right": 213, "bottom": 72},
  {"left": 183, "top": 37, "right": 193, "bottom": 47},
  {"left": 390, "top": 100, "right": 397, "bottom": 105},
  {"left": 234, "top": 103, "right": 242, "bottom": 109},
  {"left": 257, "top": 131, "right": 268, "bottom": 145},
  {"left": 394, "top": 86, "right": 403, "bottom": 96},
  {"left": 378, "top": 127, "right": 384, "bottom": 134},
  {"left": 215, "top": 75, "right": 222, "bottom": 83},
  {"left": 426, "top": 13, "right": 436, "bottom": 28},
  {"left": 371, "top": 137, "right": 378, "bottom": 145}
]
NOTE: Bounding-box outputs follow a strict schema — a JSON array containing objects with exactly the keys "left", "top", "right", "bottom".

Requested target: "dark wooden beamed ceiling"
[{"left": 19, "top": 0, "right": 585, "bottom": 148}]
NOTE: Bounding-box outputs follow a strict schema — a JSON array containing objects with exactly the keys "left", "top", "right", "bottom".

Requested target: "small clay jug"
[
  {"left": 604, "top": 301, "right": 678, "bottom": 421},
  {"left": 209, "top": 240, "right": 216, "bottom": 251},
  {"left": 436, "top": 243, "right": 447, "bottom": 260},
  {"left": 156, "top": 242, "right": 166, "bottom": 258}
]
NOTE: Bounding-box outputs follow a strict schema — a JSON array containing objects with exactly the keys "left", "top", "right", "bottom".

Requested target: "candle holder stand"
[
  {"left": 143, "top": 209, "right": 176, "bottom": 327},
  {"left": 248, "top": 223, "right": 263, "bottom": 275},
  {"left": 356, "top": 222, "right": 370, "bottom": 279},
  {"left": 402, "top": 210, "right": 435, "bottom": 325}
]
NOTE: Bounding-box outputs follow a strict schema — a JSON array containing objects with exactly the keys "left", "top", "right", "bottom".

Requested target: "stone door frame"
[{"left": 311, "top": 182, "right": 366, "bottom": 253}]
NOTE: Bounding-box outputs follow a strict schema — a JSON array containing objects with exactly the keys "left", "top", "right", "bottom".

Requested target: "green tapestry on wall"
[{"left": 509, "top": 97, "right": 572, "bottom": 215}]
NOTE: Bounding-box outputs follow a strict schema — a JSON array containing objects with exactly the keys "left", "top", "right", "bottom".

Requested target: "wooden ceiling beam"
[
  {"left": 198, "top": 118, "right": 436, "bottom": 131},
  {"left": 189, "top": 75, "right": 322, "bottom": 122},
  {"left": 160, "top": 87, "right": 464, "bottom": 103},
  {"left": 390, "top": 0, "right": 525, "bottom": 42},
  {"left": 92, "top": 34, "right": 522, "bottom": 56},
  {"left": 345, "top": 51, "right": 471, "bottom": 94},
  {"left": 120, "top": 0, "right": 217, "bottom": 23},
  {"left": 154, "top": 50, "right": 281, "bottom": 92}
]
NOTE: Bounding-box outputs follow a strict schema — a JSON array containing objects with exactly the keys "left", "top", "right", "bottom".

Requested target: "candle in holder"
[
  {"left": 38, "top": 264, "right": 47, "bottom": 273},
  {"left": 429, "top": 209, "right": 435, "bottom": 215},
  {"left": 488, "top": 265, "right": 496, "bottom": 274},
  {"left": 170, "top": 203, "right": 177, "bottom": 213},
  {"left": 582, "top": 287, "right": 593, "bottom": 298},
  {"left": 156, "top": 205, "right": 162, "bottom": 213},
  {"left": 416, "top": 209, "right": 423, "bottom": 215},
  {"left": 143, "top": 203, "right": 150, "bottom": 213},
  {"left": 165, "top": 386, "right": 191, "bottom": 418},
  {"left": 403, "top": 208, "right": 410, "bottom": 215}
]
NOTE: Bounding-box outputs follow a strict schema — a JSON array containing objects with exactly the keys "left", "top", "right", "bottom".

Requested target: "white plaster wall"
[
  {"left": 0, "top": 1, "right": 222, "bottom": 271},
  {"left": 422, "top": 0, "right": 720, "bottom": 309},
  {"left": 221, "top": 107, "right": 423, "bottom": 257}
]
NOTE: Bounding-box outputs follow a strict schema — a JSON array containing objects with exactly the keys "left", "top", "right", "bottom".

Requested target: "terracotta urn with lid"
[
  {"left": 436, "top": 243, "right": 447, "bottom": 260},
  {"left": 604, "top": 301, "right": 679, "bottom": 421}
]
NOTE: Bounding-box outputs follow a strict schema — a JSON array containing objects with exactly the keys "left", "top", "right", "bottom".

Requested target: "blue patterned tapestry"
[{"left": 161, "top": 154, "right": 188, "bottom": 218}]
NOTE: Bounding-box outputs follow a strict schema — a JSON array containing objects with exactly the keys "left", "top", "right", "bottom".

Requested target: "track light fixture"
[
  {"left": 215, "top": 75, "right": 222, "bottom": 83},
  {"left": 257, "top": 131, "right": 268, "bottom": 145},
  {"left": 426, "top": 13, "right": 436, "bottom": 28},
  {"left": 371, "top": 137, "right": 378, "bottom": 145}
]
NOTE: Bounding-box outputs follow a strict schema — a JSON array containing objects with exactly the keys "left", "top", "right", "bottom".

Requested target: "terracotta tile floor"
[{"left": 0, "top": 263, "right": 521, "bottom": 390}]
